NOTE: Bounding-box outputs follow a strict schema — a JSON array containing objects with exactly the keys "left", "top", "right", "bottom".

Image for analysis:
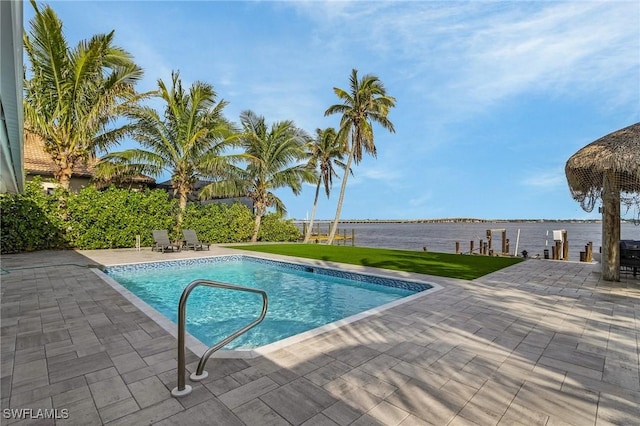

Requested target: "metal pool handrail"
[{"left": 171, "top": 279, "right": 268, "bottom": 397}]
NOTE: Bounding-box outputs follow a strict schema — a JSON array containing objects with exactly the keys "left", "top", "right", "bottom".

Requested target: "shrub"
[
  {"left": 258, "top": 213, "right": 301, "bottom": 242},
  {"left": 0, "top": 179, "right": 67, "bottom": 253}
]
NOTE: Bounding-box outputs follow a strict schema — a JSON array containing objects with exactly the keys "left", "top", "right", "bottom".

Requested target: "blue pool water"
[{"left": 105, "top": 256, "right": 432, "bottom": 349}]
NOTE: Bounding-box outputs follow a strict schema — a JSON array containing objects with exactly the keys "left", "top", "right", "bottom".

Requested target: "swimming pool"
[{"left": 104, "top": 255, "right": 434, "bottom": 351}]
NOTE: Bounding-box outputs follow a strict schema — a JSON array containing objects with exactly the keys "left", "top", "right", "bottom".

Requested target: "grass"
[{"left": 227, "top": 244, "right": 523, "bottom": 280}]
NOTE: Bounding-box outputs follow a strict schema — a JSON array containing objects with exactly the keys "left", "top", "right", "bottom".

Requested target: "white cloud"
[
  {"left": 522, "top": 170, "right": 566, "bottom": 189},
  {"left": 294, "top": 1, "right": 638, "bottom": 118},
  {"left": 408, "top": 193, "right": 433, "bottom": 208},
  {"left": 460, "top": 3, "right": 638, "bottom": 104}
]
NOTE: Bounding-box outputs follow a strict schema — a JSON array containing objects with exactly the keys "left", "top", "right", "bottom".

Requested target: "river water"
[{"left": 299, "top": 221, "right": 640, "bottom": 261}]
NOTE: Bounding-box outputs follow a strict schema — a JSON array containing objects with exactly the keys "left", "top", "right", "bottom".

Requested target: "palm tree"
[
  {"left": 303, "top": 128, "right": 347, "bottom": 243},
  {"left": 23, "top": 0, "right": 143, "bottom": 190},
  {"left": 95, "top": 71, "right": 237, "bottom": 228},
  {"left": 324, "top": 69, "right": 396, "bottom": 244},
  {"left": 200, "top": 110, "right": 315, "bottom": 242}
]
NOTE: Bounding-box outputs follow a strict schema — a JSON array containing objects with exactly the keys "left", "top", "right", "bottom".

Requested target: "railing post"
[
  {"left": 171, "top": 280, "right": 268, "bottom": 398},
  {"left": 171, "top": 283, "right": 196, "bottom": 397}
]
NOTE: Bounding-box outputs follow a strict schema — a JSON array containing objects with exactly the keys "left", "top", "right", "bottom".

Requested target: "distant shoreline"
[{"left": 293, "top": 218, "right": 606, "bottom": 224}]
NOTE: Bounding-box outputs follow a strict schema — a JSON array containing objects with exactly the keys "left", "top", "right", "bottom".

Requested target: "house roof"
[{"left": 24, "top": 130, "right": 96, "bottom": 178}]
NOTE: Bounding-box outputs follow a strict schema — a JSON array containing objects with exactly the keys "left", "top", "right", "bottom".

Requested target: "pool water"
[{"left": 106, "top": 256, "right": 431, "bottom": 349}]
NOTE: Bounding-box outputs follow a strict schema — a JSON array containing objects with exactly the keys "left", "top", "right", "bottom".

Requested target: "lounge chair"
[
  {"left": 182, "top": 229, "right": 210, "bottom": 251},
  {"left": 152, "top": 230, "right": 181, "bottom": 252}
]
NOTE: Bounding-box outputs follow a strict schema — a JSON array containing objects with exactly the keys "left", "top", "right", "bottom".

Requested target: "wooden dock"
[{"left": 302, "top": 223, "right": 355, "bottom": 246}]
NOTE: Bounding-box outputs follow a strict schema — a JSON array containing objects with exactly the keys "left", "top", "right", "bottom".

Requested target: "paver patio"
[{"left": 1, "top": 247, "right": 638, "bottom": 425}]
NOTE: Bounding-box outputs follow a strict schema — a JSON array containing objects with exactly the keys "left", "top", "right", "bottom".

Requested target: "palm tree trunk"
[
  {"left": 251, "top": 213, "right": 262, "bottom": 243},
  {"left": 177, "top": 187, "right": 188, "bottom": 231},
  {"left": 303, "top": 181, "right": 322, "bottom": 243},
  {"left": 327, "top": 147, "right": 355, "bottom": 245},
  {"left": 53, "top": 162, "right": 72, "bottom": 219},
  {"left": 54, "top": 159, "right": 73, "bottom": 190},
  {"left": 601, "top": 171, "right": 620, "bottom": 281}
]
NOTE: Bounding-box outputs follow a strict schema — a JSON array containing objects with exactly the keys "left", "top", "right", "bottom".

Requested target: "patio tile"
[
  {"left": 12, "top": 359, "right": 47, "bottom": 388},
  {"left": 120, "top": 358, "right": 175, "bottom": 384},
  {"left": 174, "top": 383, "right": 215, "bottom": 410},
  {"left": 97, "top": 397, "right": 139, "bottom": 423},
  {"left": 48, "top": 352, "right": 114, "bottom": 383},
  {"left": 339, "top": 368, "right": 397, "bottom": 399},
  {"left": 154, "top": 398, "right": 243, "bottom": 426},
  {"left": 323, "top": 378, "right": 381, "bottom": 413},
  {"left": 301, "top": 413, "right": 340, "bottom": 426},
  {"left": 51, "top": 385, "right": 92, "bottom": 407},
  {"left": 84, "top": 367, "right": 119, "bottom": 385},
  {"left": 204, "top": 375, "right": 241, "bottom": 396},
  {"left": 305, "top": 360, "right": 352, "bottom": 387},
  {"left": 596, "top": 391, "right": 640, "bottom": 424},
  {"left": 322, "top": 400, "right": 363, "bottom": 425},
  {"left": 398, "top": 414, "right": 435, "bottom": 426},
  {"left": 127, "top": 375, "right": 169, "bottom": 409},
  {"left": 88, "top": 376, "right": 132, "bottom": 409},
  {"left": 110, "top": 351, "right": 147, "bottom": 374},
  {"left": 218, "top": 376, "right": 279, "bottom": 409},
  {"left": 537, "top": 356, "right": 603, "bottom": 380},
  {"left": 390, "top": 361, "right": 448, "bottom": 388},
  {"left": 10, "top": 375, "right": 86, "bottom": 407},
  {"left": 331, "top": 345, "right": 381, "bottom": 368},
  {"left": 385, "top": 378, "right": 466, "bottom": 425},
  {"left": 105, "top": 398, "right": 184, "bottom": 426},
  {"left": 509, "top": 381, "right": 598, "bottom": 425},
  {"left": 602, "top": 358, "right": 640, "bottom": 391},
  {"left": 56, "top": 397, "right": 101, "bottom": 426},
  {"left": 365, "top": 400, "right": 410, "bottom": 425},
  {"left": 457, "top": 401, "right": 503, "bottom": 426},
  {"left": 259, "top": 378, "right": 338, "bottom": 425},
  {"left": 233, "top": 398, "right": 289, "bottom": 426}
]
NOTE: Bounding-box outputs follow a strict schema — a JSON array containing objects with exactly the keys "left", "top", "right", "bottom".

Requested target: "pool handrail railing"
[{"left": 171, "top": 279, "right": 268, "bottom": 397}]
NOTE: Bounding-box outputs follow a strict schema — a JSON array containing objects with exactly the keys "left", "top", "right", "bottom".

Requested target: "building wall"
[
  {"left": 26, "top": 174, "right": 92, "bottom": 193},
  {"left": 0, "top": 0, "right": 25, "bottom": 193}
]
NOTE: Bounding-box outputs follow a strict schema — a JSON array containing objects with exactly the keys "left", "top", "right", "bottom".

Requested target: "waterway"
[{"left": 298, "top": 221, "right": 640, "bottom": 261}]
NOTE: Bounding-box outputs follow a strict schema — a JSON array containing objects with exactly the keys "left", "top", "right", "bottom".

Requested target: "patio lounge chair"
[
  {"left": 152, "top": 230, "right": 181, "bottom": 252},
  {"left": 182, "top": 229, "right": 210, "bottom": 251}
]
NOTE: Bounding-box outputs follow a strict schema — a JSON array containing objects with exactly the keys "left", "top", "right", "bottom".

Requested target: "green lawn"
[{"left": 227, "top": 244, "right": 523, "bottom": 280}]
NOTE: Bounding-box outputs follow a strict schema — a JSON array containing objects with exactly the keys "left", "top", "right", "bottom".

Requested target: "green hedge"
[
  {"left": 0, "top": 179, "right": 67, "bottom": 252},
  {"left": 66, "top": 186, "right": 178, "bottom": 249},
  {"left": 0, "top": 183, "right": 301, "bottom": 253},
  {"left": 258, "top": 213, "right": 301, "bottom": 242},
  {"left": 182, "top": 202, "right": 254, "bottom": 243}
]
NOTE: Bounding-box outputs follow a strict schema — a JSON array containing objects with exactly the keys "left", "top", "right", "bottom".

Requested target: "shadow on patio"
[{"left": 1, "top": 249, "right": 638, "bottom": 424}]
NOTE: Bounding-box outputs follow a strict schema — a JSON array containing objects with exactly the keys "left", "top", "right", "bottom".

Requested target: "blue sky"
[{"left": 25, "top": 1, "right": 640, "bottom": 220}]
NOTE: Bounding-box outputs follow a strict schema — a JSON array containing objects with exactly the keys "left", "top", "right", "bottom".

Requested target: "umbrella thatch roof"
[{"left": 565, "top": 122, "right": 640, "bottom": 212}]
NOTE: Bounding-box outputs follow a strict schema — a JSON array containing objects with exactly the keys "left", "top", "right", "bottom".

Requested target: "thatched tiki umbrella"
[{"left": 565, "top": 122, "right": 640, "bottom": 281}]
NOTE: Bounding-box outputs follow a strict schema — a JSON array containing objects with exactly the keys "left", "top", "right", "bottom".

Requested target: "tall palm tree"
[
  {"left": 201, "top": 110, "right": 315, "bottom": 242},
  {"left": 324, "top": 69, "right": 396, "bottom": 244},
  {"left": 23, "top": 0, "right": 143, "bottom": 190},
  {"left": 95, "top": 71, "right": 237, "bottom": 228},
  {"left": 303, "top": 128, "right": 347, "bottom": 243}
]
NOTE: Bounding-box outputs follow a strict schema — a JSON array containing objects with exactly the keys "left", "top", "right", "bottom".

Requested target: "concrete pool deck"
[{"left": 1, "top": 247, "right": 638, "bottom": 425}]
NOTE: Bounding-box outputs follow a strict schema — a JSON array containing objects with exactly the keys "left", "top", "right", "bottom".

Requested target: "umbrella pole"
[{"left": 601, "top": 171, "right": 621, "bottom": 281}]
